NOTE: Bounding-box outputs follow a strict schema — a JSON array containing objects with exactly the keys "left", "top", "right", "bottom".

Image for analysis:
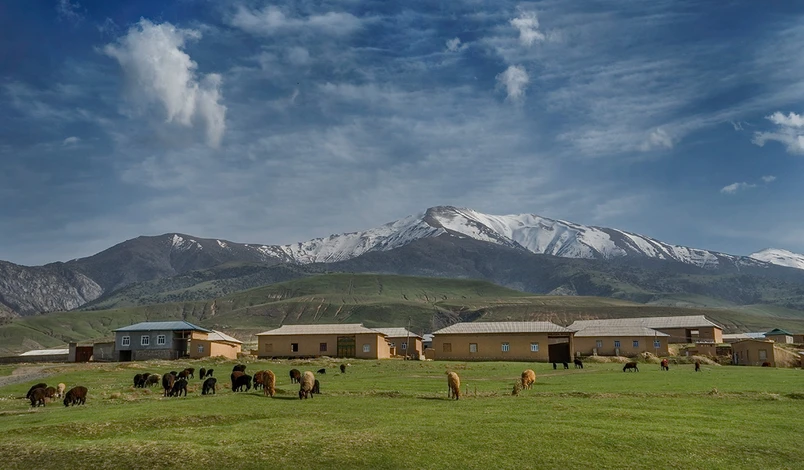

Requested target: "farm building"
[
  {"left": 256, "top": 324, "right": 391, "bottom": 359},
  {"left": 572, "top": 326, "right": 669, "bottom": 357},
  {"left": 722, "top": 332, "right": 766, "bottom": 343},
  {"left": 431, "top": 321, "right": 574, "bottom": 362},
  {"left": 189, "top": 330, "right": 242, "bottom": 360},
  {"left": 764, "top": 328, "right": 794, "bottom": 344},
  {"left": 373, "top": 328, "right": 423, "bottom": 359},
  {"left": 568, "top": 315, "right": 723, "bottom": 344},
  {"left": 794, "top": 334, "right": 804, "bottom": 344},
  {"left": 114, "top": 321, "right": 212, "bottom": 361},
  {"left": 732, "top": 339, "right": 778, "bottom": 366}
]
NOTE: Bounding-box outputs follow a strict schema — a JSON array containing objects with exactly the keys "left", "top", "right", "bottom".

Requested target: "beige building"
[
  {"left": 732, "top": 339, "right": 777, "bottom": 366},
  {"left": 373, "top": 328, "right": 423, "bottom": 359},
  {"left": 256, "top": 324, "right": 391, "bottom": 359},
  {"left": 764, "top": 328, "right": 794, "bottom": 344},
  {"left": 432, "top": 322, "right": 574, "bottom": 362},
  {"left": 572, "top": 326, "right": 669, "bottom": 357},
  {"left": 190, "top": 330, "right": 242, "bottom": 360},
  {"left": 569, "top": 315, "right": 723, "bottom": 344}
]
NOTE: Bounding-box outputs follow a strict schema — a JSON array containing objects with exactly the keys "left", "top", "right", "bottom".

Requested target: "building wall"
[
  {"left": 257, "top": 333, "right": 389, "bottom": 359},
  {"left": 133, "top": 349, "right": 179, "bottom": 361},
  {"left": 190, "top": 340, "right": 241, "bottom": 359},
  {"left": 115, "top": 330, "right": 178, "bottom": 352},
  {"left": 655, "top": 327, "right": 722, "bottom": 344},
  {"left": 385, "top": 337, "right": 423, "bottom": 358},
  {"left": 432, "top": 333, "right": 573, "bottom": 361},
  {"left": 92, "top": 342, "right": 115, "bottom": 362},
  {"left": 732, "top": 341, "right": 776, "bottom": 366},
  {"left": 574, "top": 336, "right": 669, "bottom": 357},
  {"left": 765, "top": 334, "right": 793, "bottom": 344},
  {"left": 792, "top": 334, "right": 804, "bottom": 344}
]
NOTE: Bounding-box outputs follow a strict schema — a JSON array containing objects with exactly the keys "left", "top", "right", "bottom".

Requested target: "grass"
[{"left": 0, "top": 359, "right": 802, "bottom": 469}]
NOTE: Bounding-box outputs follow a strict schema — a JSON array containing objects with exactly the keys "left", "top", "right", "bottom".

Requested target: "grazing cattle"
[
  {"left": 169, "top": 371, "right": 178, "bottom": 377},
  {"left": 202, "top": 378, "right": 217, "bottom": 395},
  {"left": 299, "top": 371, "right": 315, "bottom": 399},
  {"left": 206, "top": 368, "right": 214, "bottom": 378},
  {"left": 317, "top": 368, "right": 326, "bottom": 375},
  {"left": 660, "top": 359, "right": 669, "bottom": 371},
  {"left": 56, "top": 383, "right": 66, "bottom": 398},
  {"left": 44, "top": 386, "right": 57, "bottom": 399},
  {"left": 312, "top": 379, "right": 320, "bottom": 394},
  {"left": 199, "top": 368, "right": 207, "bottom": 380},
  {"left": 340, "top": 364, "right": 346, "bottom": 374},
  {"left": 162, "top": 372, "right": 176, "bottom": 397},
  {"left": 289, "top": 369, "right": 301, "bottom": 384},
  {"left": 232, "top": 364, "right": 246, "bottom": 373},
  {"left": 178, "top": 370, "right": 190, "bottom": 380},
  {"left": 232, "top": 374, "right": 252, "bottom": 392},
  {"left": 185, "top": 368, "right": 195, "bottom": 379},
  {"left": 695, "top": 361, "right": 701, "bottom": 372},
  {"left": 520, "top": 369, "right": 536, "bottom": 390},
  {"left": 563, "top": 362, "right": 569, "bottom": 370},
  {"left": 133, "top": 374, "right": 143, "bottom": 388},
  {"left": 26, "top": 383, "right": 47, "bottom": 400},
  {"left": 29, "top": 387, "right": 47, "bottom": 407},
  {"left": 147, "top": 374, "right": 161, "bottom": 387},
  {"left": 574, "top": 359, "right": 584, "bottom": 369},
  {"left": 761, "top": 361, "right": 771, "bottom": 367},
  {"left": 140, "top": 373, "right": 152, "bottom": 386},
  {"left": 63, "top": 386, "right": 88, "bottom": 407},
  {"left": 447, "top": 372, "right": 461, "bottom": 400},
  {"left": 231, "top": 371, "right": 245, "bottom": 390},
  {"left": 170, "top": 378, "right": 188, "bottom": 397},
  {"left": 264, "top": 370, "right": 276, "bottom": 398},
  {"left": 253, "top": 371, "right": 266, "bottom": 391},
  {"left": 623, "top": 362, "right": 639, "bottom": 372}
]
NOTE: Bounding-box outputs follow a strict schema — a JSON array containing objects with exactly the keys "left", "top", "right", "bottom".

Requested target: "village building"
[
  {"left": 373, "top": 328, "right": 423, "bottom": 359},
  {"left": 114, "top": 321, "right": 212, "bottom": 361},
  {"left": 793, "top": 334, "right": 804, "bottom": 344},
  {"left": 431, "top": 321, "right": 574, "bottom": 362},
  {"left": 256, "top": 324, "right": 391, "bottom": 359},
  {"left": 572, "top": 326, "right": 669, "bottom": 357},
  {"left": 764, "top": 328, "right": 794, "bottom": 344},
  {"left": 732, "top": 339, "right": 778, "bottom": 366},
  {"left": 568, "top": 315, "right": 723, "bottom": 344},
  {"left": 189, "top": 330, "right": 243, "bottom": 360}
]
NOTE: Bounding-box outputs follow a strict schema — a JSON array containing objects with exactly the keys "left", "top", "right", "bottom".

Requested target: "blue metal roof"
[{"left": 114, "top": 321, "right": 212, "bottom": 333}]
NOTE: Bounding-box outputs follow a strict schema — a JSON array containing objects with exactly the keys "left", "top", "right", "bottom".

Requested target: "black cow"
[
  {"left": 574, "top": 359, "right": 584, "bottom": 369},
  {"left": 623, "top": 362, "right": 639, "bottom": 372},
  {"left": 340, "top": 364, "right": 346, "bottom": 374},
  {"left": 199, "top": 368, "right": 207, "bottom": 380},
  {"left": 170, "top": 378, "right": 188, "bottom": 397},
  {"left": 232, "top": 374, "right": 252, "bottom": 392},
  {"left": 317, "top": 368, "right": 326, "bottom": 374},
  {"left": 63, "top": 386, "right": 87, "bottom": 406},
  {"left": 29, "top": 387, "right": 47, "bottom": 407},
  {"left": 26, "top": 383, "right": 47, "bottom": 400},
  {"left": 202, "top": 378, "right": 217, "bottom": 395},
  {"left": 289, "top": 369, "right": 301, "bottom": 384},
  {"left": 312, "top": 379, "right": 320, "bottom": 394}
]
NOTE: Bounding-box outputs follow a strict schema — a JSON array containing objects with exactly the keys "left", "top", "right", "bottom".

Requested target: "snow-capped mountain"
[
  {"left": 749, "top": 248, "right": 804, "bottom": 270},
  {"left": 272, "top": 206, "right": 761, "bottom": 269}
]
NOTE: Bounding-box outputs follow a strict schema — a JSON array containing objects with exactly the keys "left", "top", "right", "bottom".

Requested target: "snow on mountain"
[
  {"left": 749, "top": 248, "right": 804, "bottom": 270},
  {"left": 272, "top": 205, "right": 760, "bottom": 269}
]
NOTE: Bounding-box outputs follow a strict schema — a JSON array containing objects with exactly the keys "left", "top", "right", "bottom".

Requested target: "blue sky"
[{"left": 2, "top": 0, "right": 804, "bottom": 265}]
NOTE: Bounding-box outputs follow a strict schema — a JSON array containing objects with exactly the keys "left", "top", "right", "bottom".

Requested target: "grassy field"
[{"left": 0, "top": 359, "right": 802, "bottom": 469}]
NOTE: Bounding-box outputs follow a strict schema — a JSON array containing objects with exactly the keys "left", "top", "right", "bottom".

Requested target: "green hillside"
[{"left": 2, "top": 273, "right": 804, "bottom": 355}]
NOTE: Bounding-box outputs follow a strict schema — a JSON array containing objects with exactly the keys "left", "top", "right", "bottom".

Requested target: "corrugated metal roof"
[
  {"left": 432, "top": 321, "right": 572, "bottom": 335},
  {"left": 573, "top": 326, "right": 669, "bottom": 337},
  {"left": 19, "top": 348, "right": 69, "bottom": 356},
  {"left": 207, "top": 330, "right": 242, "bottom": 344},
  {"left": 256, "top": 324, "right": 385, "bottom": 336},
  {"left": 568, "top": 315, "right": 722, "bottom": 330},
  {"left": 765, "top": 328, "right": 793, "bottom": 336},
  {"left": 114, "top": 321, "right": 212, "bottom": 333},
  {"left": 372, "top": 328, "right": 421, "bottom": 338}
]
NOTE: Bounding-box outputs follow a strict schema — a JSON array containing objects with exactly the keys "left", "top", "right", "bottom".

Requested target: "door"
[
  {"left": 119, "top": 350, "right": 132, "bottom": 362},
  {"left": 75, "top": 347, "right": 93, "bottom": 362},
  {"left": 337, "top": 336, "right": 356, "bottom": 358},
  {"left": 548, "top": 343, "right": 571, "bottom": 364}
]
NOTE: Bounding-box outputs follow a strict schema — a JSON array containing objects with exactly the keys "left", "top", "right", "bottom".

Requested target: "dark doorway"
[
  {"left": 548, "top": 343, "right": 571, "bottom": 364},
  {"left": 118, "top": 350, "right": 132, "bottom": 362},
  {"left": 337, "top": 336, "right": 356, "bottom": 358},
  {"left": 75, "top": 346, "right": 93, "bottom": 362}
]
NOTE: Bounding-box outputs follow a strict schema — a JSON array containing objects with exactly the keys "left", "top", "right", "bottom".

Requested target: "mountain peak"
[{"left": 749, "top": 248, "right": 804, "bottom": 270}]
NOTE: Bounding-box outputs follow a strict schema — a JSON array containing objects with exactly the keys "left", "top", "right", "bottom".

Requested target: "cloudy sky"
[{"left": 2, "top": 0, "right": 804, "bottom": 265}]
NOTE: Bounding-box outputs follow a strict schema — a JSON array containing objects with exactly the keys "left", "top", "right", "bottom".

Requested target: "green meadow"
[{"left": 0, "top": 359, "right": 802, "bottom": 469}]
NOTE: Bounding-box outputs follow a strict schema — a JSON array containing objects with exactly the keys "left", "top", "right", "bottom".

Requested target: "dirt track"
[{"left": 0, "top": 366, "right": 53, "bottom": 389}]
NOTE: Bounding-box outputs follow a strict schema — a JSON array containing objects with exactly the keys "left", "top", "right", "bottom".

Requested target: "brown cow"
[
  {"left": 623, "top": 362, "right": 639, "bottom": 372},
  {"left": 30, "top": 387, "right": 47, "bottom": 407},
  {"left": 264, "top": 370, "right": 276, "bottom": 398},
  {"left": 63, "top": 386, "right": 87, "bottom": 406},
  {"left": 162, "top": 372, "right": 176, "bottom": 397}
]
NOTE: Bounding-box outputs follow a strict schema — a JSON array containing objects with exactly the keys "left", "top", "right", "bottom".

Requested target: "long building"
[
  {"left": 256, "top": 324, "right": 391, "bottom": 359},
  {"left": 431, "top": 321, "right": 574, "bottom": 362},
  {"left": 568, "top": 315, "right": 723, "bottom": 344},
  {"left": 573, "top": 326, "right": 670, "bottom": 357}
]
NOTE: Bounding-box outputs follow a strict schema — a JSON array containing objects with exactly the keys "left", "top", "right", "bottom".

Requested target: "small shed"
[
  {"left": 764, "top": 328, "right": 794, "bottom": 344},
  {"left": 373, "top": 327, "right": 423, "bottom": 359},
  {"left": 190, "top": 330, "right": 242, "bottom": 360},
  {"left": 732, "top": 339, "right": 777, "bottom": 366}
]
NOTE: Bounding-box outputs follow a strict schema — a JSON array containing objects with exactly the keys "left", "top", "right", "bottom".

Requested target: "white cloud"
[
  {"left": 445, "top": 37, "right": 463, "bottom": 52},
  {"left": 720, "top": 182, "right": 756, "bottom": 194},
  {"left": 640, "top": 128, "right": 674, "bottom": 151},
  {"left": 62, "top": 136, "right": 80, "bottom": 146},
  {"left": 286, "top": 46, "right": 310, "bottom": 66},
  {"left": 761, "top": 175, "right": 777, "bottom": 183},
  {"left": 753, "top": 111, "right": 804, "bottom": 154},
  {"left": 510, "top": 11, "right": 546, "bottom": 46},
  {"left": 103, "top": 19, "right": 226, "bottom": 148},
  {"left": 57, "top": 0, "right": 82, "bottom": 24},
  {"left": 229, "top": 6, "right": 362, "bottom": 36},
  {"left": 496, "top": 65, "right": 529, "bottom": 102}
]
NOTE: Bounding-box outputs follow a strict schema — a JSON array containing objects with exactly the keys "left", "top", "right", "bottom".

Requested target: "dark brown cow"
[
  {"left": 695, "top": 361, "right": 701, "bottom": 372},
  {"left": 202, "top": 378, "right": 217, "bottom": 395},
  {"left": 26, "top": 383, "right": 47, "bottom": 400},
  {"left": 162, "top": 372, "right": 176, "bottom": 397},
  {"left": 199, "top": 368, "right": 207, "bottom": 380},
  {"left": 289, "top": 369, "right": 301, "bottom": 384},
  {"left": 623, "top": 362, "right": 639, "bottom": 372},
  {"left": 63, "top": 386, "right": 87, "bottom": 406},
  {"left": 170, "top": 378, "right": 188, "bottom": 397},
  {"left": 30, "top": 387, "right": 47, "bottom": 407}
]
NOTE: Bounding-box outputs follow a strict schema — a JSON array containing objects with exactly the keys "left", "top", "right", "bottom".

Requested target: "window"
[
  {"left": 759, "top": 349, "right": 767, "bottom": 361},
  {"left": 469, "top": 343, "right": 478, "bottom": 353},
  {"left": 501, "top": 343, "right": 510, "bottom": 352},
  {"left": 363, "top": 344, "right": 371, "bottom": 353},
  {"left": 291, "top": 343, "right": 299, "bottom": 352},
  {"left": 443, "top": 343, "right": 452, "bottom": 353},
  {"left": 320, "top": 343, "right": 327, "bottom": 352},
  {"left": 654, "top": 340, "right": 661, "bottom": 348},
  {"left": 121, "top": 336, "right": 130, "bottom": 347},
  {"left": 265, "top": 343, "right": 273, "bottom": 352},
  {"left": 595, "top": 340, "right": 603, "bottom": 349},
  {"left": 632, "top": 340, "right": 639, "bottom": 348},
  {"left": 141, "top": 335, "right": 150, "bottom": 346},
  {"left": 401, "top": 342, "right": 407, "bottom": 350},
  {"left": 614, "top": 340, "right": 621, "bottom": 348},
  {"left": 197, "top": 345, "right": 204, "bottom": 353},
  {"left": 530, "top": 343, "right": 539, "bottom": 352},
  {"left": 157, "top": 335, "right": 166, "bottom": 345}
]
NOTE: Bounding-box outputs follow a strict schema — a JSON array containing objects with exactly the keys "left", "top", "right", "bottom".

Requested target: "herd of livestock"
[{"left": 25, "top": 382, "right": 87, "bottom": 407}]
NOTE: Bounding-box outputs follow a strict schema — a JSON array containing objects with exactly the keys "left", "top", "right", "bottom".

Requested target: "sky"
[{"left": 2, "top": 0, "right": 804, "bottom": 266}]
